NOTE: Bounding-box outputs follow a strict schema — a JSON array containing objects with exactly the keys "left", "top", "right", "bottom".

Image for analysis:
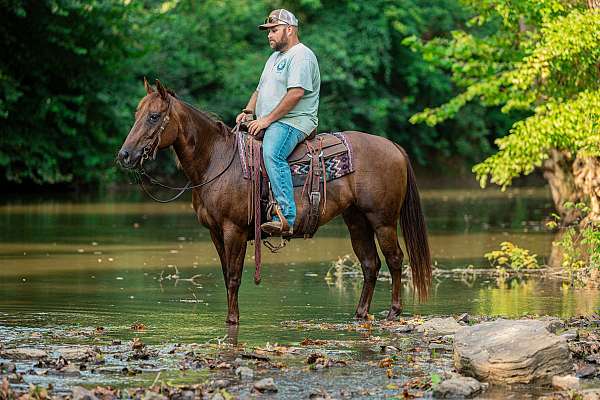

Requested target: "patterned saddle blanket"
[{"left": 237, "top": 132, "right": 355, "bottom": 185}]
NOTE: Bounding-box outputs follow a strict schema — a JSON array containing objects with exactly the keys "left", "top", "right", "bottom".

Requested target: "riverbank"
[{"left": 2, "top": 313, "right": 599, "bottom": 399}]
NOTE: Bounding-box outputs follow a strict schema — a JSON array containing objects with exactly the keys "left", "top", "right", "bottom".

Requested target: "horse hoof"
[
  {"left": 386, "top": 308, "right": 402, "bottom": 321},
  {"left": 354, "top": 312, "right": 369, "bottom": 320}
]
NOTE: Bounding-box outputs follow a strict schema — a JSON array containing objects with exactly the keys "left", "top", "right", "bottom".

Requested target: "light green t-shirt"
[{"left": 255, "top": 43, "right": 320, "bottom": 135}]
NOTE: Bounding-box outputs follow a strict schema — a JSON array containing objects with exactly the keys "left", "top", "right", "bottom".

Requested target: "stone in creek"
[
  {"left": 71, "top": 386, "right": 99, "bottom": 400},
  {"left": 56, "top": 346, "right": 98, "bottom": 361},
  {"left": 211, "top": 379, "right": 230, "bottom": 389},
  {"left": 1, "top": 362, "right": 17, "bottom": 373},
  {"left": 576, "top": 364, "right": 597, "bottom": 378},
  {"left": 142, "top": 391, "right": 168, "bottom": 400},
  {"left": 235, "top": 366, "right": 254, "bottom": 379},
  {"left": 1, "top": 348, "right": 48, "bottom": 360},
  {"left": 253, "top": 378, "right": 278, "bottom": 393},
  {"left": 209, "top": 394, "right": 225, "bottom": 400},
  {"left": 561, "top": 328, "right": 579, "bottom": 341},
  {"left": 417, "top": 317, "right": 461, "bottom": 336},
  {"left": 394, "top": 325, "right": 414, "bottom": 333},
  {"left": 433, "top": 376, "right": 487, "bottom": 398},
  {"left": 454, "top": 319, "right": 572, "bottom": 384},
  {"left": 48, "top": 364, "right": 80, "bottom": 377},
  {"left": 552, "top": 375, "right": 581, "bottom": 390}
]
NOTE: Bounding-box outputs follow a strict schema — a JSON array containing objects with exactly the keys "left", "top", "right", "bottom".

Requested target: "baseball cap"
[{"left": 258, "top": 9, "right": 299, "bottom": 30}]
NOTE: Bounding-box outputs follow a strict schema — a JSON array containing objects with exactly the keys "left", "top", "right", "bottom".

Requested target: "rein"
[{"left": 136, "top": 96, "right": 239, "bottom": 203}]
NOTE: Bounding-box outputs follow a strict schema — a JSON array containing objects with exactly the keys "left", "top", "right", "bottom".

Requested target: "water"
[
  {"left": 2, "top": 186, "right": 599, "bottom": 398},
  {"left": 1, "top": 186, "right": 597, "bottom": 346}
]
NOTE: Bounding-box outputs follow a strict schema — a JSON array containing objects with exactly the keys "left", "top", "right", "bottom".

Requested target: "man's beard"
[{"left": 273, "top": 35, "right": 288, "bottom": 51}]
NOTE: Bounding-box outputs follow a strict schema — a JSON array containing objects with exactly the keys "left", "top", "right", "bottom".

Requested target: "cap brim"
[{"left": 259, "top": 22, "right": 283, "bottom": 30}]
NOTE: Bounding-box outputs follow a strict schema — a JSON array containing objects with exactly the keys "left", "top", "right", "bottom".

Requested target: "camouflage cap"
[{"left": 259, "top": 9, "right": 299, "bottom": 30}]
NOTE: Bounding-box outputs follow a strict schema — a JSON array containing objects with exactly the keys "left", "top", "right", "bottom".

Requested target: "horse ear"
[
  {"left": 144, "top": 77, "right": 154, "bottom": 94},
  {"left": 155, "top": 79, "right": 168, "bottom": 100}
]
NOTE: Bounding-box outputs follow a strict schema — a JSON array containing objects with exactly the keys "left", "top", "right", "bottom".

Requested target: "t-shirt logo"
[{"left": 276, "top": 59, "right": 287, "bottom": 72}]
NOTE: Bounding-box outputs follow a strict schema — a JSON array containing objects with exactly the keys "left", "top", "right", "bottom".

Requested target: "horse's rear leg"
[
  {"left": 374, "top": 225, "right": 405, "bottom": 320},
  {"left": 342, "top": 209, "right": 381, "bottom": 320}
]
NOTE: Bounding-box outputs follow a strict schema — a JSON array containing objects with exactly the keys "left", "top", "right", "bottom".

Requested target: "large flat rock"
[{"left": 453, "top": 319, "right": 572, "bottom": 384}]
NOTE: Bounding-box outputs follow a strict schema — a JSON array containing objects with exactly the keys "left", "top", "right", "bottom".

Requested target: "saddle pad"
[{"left": 238, "top": 132, "right": 355, "bottom": 186}]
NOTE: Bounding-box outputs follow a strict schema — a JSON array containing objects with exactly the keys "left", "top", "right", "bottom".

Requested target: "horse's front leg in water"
[{"left": 222, "top": 223, "right": 248, "bottom": 325}]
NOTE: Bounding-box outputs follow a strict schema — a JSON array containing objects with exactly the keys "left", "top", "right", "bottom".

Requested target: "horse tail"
[{"left": 394, "top": 143, "right": 432, "bottom": 302}]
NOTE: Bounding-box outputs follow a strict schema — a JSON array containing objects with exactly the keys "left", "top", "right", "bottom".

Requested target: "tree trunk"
[
  {"left": 542, "top": 149, "right": 583, "bottom": 224},
  {"left": 573, "top": 155, "right": 600, "bottom": 223}
]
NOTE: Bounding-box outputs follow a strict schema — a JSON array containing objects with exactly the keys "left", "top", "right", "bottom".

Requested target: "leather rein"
[{"left": 136, "top": 95, "right": 238, "bottom": 203}]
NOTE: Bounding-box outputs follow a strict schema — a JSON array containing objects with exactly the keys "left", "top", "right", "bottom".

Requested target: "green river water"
[
  {"left": 1, "top": 186, "right": 597, "bottom": 345},
  {"left": 1, "top": 187, "right": 599, "bottom": 398}
]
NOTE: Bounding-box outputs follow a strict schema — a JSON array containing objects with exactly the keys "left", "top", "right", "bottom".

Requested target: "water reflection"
[{"left": 0, "top": 186, "right": 598, "bottom": 345}]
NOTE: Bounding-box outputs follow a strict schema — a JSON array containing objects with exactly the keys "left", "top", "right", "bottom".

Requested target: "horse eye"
[{"left": 148, "top": 113, "right": 160, "bottom": 123}]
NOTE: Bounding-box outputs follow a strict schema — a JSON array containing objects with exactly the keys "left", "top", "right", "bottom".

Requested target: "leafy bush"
[{"left": 485, "top": 241, "right": 539, "bottom": 272}]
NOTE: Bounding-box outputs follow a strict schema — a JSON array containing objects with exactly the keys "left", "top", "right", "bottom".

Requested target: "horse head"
[{"left": 117, "top": 78, "right": 179, "bottom": 169}]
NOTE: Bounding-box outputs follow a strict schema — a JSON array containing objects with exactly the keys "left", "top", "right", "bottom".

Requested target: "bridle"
[{"left": 134, "top": 94, "right": 238, "bottom": 203}]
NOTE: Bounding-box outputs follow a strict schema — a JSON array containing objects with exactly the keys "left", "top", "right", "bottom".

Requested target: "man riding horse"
[{"left": 236, "top": 9, "right": 320, "bottom": 237}]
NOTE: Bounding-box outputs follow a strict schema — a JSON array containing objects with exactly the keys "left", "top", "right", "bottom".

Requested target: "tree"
[
  {"left": 407, "top": 0, "right": 600, "bottom": 221},
  {"left": 0, "top": 1, "right": 141, "bottom": 184}
]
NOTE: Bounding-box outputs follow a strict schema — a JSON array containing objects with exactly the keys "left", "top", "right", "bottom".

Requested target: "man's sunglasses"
[{"left": 264, "top": 16, "right": 288, "bottom": 25}]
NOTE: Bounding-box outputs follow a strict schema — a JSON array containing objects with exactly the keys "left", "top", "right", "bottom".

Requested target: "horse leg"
[
  {"left": 210, "top": 229, "right": 228, "bottom": 290},
  {"left": 342, "top": 209, "right": 381, "bottom": 320},
  {"left": 221, "top": 223, "right": 247, "bottom": 325},
  {"left": 373, "top": 225, "right": 405, "bottom": 320}
]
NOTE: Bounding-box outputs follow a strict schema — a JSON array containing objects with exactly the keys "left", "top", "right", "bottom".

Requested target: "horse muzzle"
[{"left": 117, "top": 147, "right": 143, "bottom": 169}]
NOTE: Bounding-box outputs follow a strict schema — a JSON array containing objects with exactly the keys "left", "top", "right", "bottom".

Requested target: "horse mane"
[
  {"left": 166, "top": 88, "right": 232, "bottom": 170},
  {"left": 167, "top": 88, "right": 232, "bottom": 136}
]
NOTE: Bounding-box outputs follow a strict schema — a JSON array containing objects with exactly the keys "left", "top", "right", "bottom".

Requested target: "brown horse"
[{"left": 118, "top": 80, "right": 432, "bottom": 325}]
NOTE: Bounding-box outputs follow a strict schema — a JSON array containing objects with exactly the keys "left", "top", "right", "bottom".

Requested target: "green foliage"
[
  {"left": 0, "top": 0, "right": 513, "bottom": 185},
  {"left": 549, "top": 203, "right": 600, "bottom": 278},
  {"left": 407, "top": 1, "right": 600, "bottom": 188},
  {"left": 0, "top": 1, "right": 141, "bottom": 184},
  {"left": 485, "top": 241, "right": 539, "bottom": 272}
]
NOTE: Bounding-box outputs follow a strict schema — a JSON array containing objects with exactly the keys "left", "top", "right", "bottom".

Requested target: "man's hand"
[
  {"left": 236, "top": 111, "right": 251, "bottom": 124},
  {"left": 247, "top": 117, "right": 271, "bottom": 136}
]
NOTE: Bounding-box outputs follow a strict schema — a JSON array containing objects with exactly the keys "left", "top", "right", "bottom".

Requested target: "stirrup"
[{"left": 263, "top": 237, "right": 289, "bottom": 253}]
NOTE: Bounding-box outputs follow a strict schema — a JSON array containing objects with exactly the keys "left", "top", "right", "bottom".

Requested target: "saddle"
[{"left": 237, "top": 125, "right": 354, "bottom": 284}]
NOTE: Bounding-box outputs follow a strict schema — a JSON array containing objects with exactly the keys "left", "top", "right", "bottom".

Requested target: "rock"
[
  {"left": 1, "top": 348, "right": 48, "bottom": 360},
  {"left": 454, "top": 319, "right": 572, "bottom": 384},
  {"left": 56, "top": 346, "right": 97, "bottom": 361},
  {"left": 48, "top": 364, "right": 80, "bottom": 377},
  {"left": 235, "top": 366, "right": 254, "bottom": 379},
  {"left": 561, "top": 328, "right": 578, "bottom": 341},
  {"left": 210, "top": 394, "right": 225, "bottom": 400},
  {"left": 393, "top": 325, "right": 414, "bottom": 333},
  {"left": 538, "top": 316, "right": 564, "bottom": 333},
  {"left": 430, "top": 343, "right": 454, "bottom": 352},
  {"left": 417, "top": 318, "right": 461, "bottom": 336},
  {"left": 211, "top": 379, "right": 230, "bottom": 389},
  {"left": 579, "top": 389, "right": 600, "bottom": 400},
  {"left": 576, "top": 364, "right": 597, "bottom": 378},
  {"left": 253, "top": 378, "right": 278, "bottom": 393},
  {"left": 433, "top": 377, "right": 487, "bottom": 398},
  {"left": 71, "top": 386, "right": 99, "bottom": 400},
  {"left": 456, "top": 313, "right": 470, "bottom": 323},
  {"left": 142, "top": 391, "right": 168, "bottom": 400},
  {"left": 552, "top": 375, "right": 581, "bottom": 390},
  {"left": 0, "top": 362, "right": 16, "bottom": 373}
]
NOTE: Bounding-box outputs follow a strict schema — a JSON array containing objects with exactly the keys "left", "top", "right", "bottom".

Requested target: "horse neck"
[{"left": 171, "top": 101, "right": 235, "bottom": 183}]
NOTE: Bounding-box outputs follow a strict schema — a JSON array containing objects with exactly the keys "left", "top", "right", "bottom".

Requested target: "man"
[{"left": 236, "top": 9, "right": 320, "bottom": 236}]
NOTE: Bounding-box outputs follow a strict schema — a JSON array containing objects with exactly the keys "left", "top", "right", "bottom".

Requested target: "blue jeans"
[{"left": 262, "top": 122, "right": 306, "bottom": 227}]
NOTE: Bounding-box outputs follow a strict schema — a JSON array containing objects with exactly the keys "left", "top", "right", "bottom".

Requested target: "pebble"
[
  {"left": 552, "top": 375, "right": 581, "bottom": 390},
  {"left": 71, "top": 386, "right": 99, "bottom": 400},
  {"left": 253, "top": 378, "right": 278, "bottom": 393},
  {"left": 235, "top": 366, "right": 254, "bottom": 379}
]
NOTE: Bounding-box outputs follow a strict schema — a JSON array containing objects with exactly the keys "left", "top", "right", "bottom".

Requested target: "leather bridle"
[{"left": 134, "top": 95, "right": 238, "bottom": 203}]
